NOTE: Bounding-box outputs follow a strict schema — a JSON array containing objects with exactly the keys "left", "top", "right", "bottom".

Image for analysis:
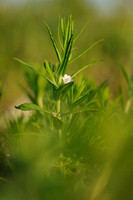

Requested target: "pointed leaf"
[
  {"left": 62, "top": 104, "right": 98, "bottom": 116},
  {"left": 73, "top": 22, "right": 89, "bottom": 43},
  {"left": 72, "top": 59, "right": 103, "bottom": 78},
  {"left": 15, "top": 103, "right": 50, "bottom": 114},
  {"left": 120, "top": 63, "right": 132, "bottom": 87},
  {"left": 43, "top": 21, "right": 61, "bottom": 63},
  {"left": 61, "top": 18, "right": 66, "bottom": 45},
  {"left": 71, "top": 92, "right": 89, "bottom": 108},
  {"left": 69, "top": 39, "right": 104, "bottom": 64},
  {"left": 58, "top": 15, "right": 63, "bottom": 50},
  {"left": 44, "top": 59, "right": 56, "bottom": 85},
  {"left": 15, "top": 58, "right": 58, "bottom": 87},
  {"left": 58, "top": 34, "right": 73, "bottom": 75},
  {"left": 54, "top": 81, "right": 74, "bottom": 100}
]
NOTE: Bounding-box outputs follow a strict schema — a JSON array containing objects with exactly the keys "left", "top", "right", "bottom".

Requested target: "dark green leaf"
[
  {"left": 43, "top": 21, "right": 61, "bottom": 63},
  {"left": 52, "top": 116, "right": 63, "bottom": 129},
  {"left": 54, "top": 81, "right": 74, "bottom": 100},
  {"left": 58, "top": 34, "right": 73, "bottom": 75},
  {"left": 15, "top": 103, "right": 50, "bottom": 114}
]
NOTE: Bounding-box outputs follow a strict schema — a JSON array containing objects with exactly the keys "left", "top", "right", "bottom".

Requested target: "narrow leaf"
[
  {"left": 120, "top": 63, "right": 132, "bottom": 87},
  {"left": 73, "top": 22, "right": 89, "bottom": 43},
  {"left": 72, "top": 59, "right": 103, "bottom": 78},
  {"left": 15, "top": 58, "right": 58, "bottom": 87},
  {"left": 52, "top": 116, "right": 63, "bottom": 129},
  {"left": 44, "top": 59, "right": 56, "bottom": 84},
  {"left": 69, "top": 39, "right": 104, "bottom": 64},
  {"left": 15, "top": 103, "right": 51, "bottom": 114},
  {"left": 58, "top": 15, "right": 63, "bottom": 50},
  {"left": 43, "top": 21, "right": 61, "bottom": 63},
  {"left": 62, "top": 106, "right": 98, "bottom": 116},
  {"left": 54, "top": 81, "right": 74, "bottom": 100},
  {"left": 61, "top": 18, "right": 66, "bottom": 45},
  {"left": 58, "top": 34, "right": 73, "bottom": 75}
]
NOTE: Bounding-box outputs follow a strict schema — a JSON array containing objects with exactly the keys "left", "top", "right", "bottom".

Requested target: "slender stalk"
[{"left": 57, "top": 76, "right": 62, "bottom": 140}]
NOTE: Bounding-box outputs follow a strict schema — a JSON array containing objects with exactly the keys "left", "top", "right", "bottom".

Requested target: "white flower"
[{"left": 61, "top": 74, "right": 73, "bottom": 84}]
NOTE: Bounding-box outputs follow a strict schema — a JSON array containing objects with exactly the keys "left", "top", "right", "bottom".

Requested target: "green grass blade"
[
  {"left": 69, "top": 39, "right": 104, "bottom": 64},
  {"left": 72, "top": 59, "right": 104, "bottom": 78},
  {"left": 43, "top": 21, "right": 61, "bottom": 63},
  {"left": 15, "top": 58, "right": 58, "bottom": 87},
  {"left": 73, "top": 22, "right": 89, "bottom": 43},
  {"left": 15, "top": 103, "right": 51, "bottom": 114}
]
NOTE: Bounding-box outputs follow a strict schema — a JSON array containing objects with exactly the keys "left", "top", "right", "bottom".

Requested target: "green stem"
[
  {"left": 57, "top": 99, "right": 62, "bottom": 137},
  {"left": 57, "top": 76, "right": 62, "bottom": 140}
]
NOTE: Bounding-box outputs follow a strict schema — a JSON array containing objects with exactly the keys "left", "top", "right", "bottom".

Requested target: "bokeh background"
[{"left": 0, "top": 0, "right": 133, "bottom": 110}]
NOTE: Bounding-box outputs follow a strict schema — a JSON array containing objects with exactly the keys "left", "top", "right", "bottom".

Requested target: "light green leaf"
[
  {"left": 61, "top": 17, "right": 66, "bottom": 45},
  {"left": 58, "top": 15, "right": 64, "bottom": 50},
  {"left": 15, "top": 103, "right": 50, "bottom": 114},
  {"left": 43, "top": 21, "right": 61, "bottom": 63},
  {"left": 69, "top": 39, "right": 104, "bottom": 64},
  {"left": 15, "top": 58, "right": 58, "bottom": 87},
  {"left": 73, "top": 22, "right": 89, "bottom": 43},
  {"left": 44, "top": 59, "right": 56, "bottom": 85},
  {"left": 72, "top": 59, "right": 104, "bottom": 78}
]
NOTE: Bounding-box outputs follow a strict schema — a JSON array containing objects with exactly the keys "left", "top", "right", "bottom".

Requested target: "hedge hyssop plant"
[{"left": 15, "top": 16, "right": 103, "bottom": 139}]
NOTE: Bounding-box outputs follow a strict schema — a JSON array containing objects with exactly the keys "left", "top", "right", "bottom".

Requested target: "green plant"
[{"left": 15, "top": 16, "right": 103, "bottom": 140}]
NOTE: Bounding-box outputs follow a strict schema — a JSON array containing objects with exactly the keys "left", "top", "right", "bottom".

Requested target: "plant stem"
[
  {"left": 57, "top": 76, "right": 62, "bottom": 140},
  {"left": 57, "top": 99, "right": 62, "bottom": 140}
]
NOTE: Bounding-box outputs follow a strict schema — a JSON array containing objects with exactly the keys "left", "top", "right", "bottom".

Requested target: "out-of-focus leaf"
[
  {"left": 120, "top": 63, "right": 132, "bottom": 88},
  {"left": 52, "top": 116, "right": 63, "bottom": 129}
]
